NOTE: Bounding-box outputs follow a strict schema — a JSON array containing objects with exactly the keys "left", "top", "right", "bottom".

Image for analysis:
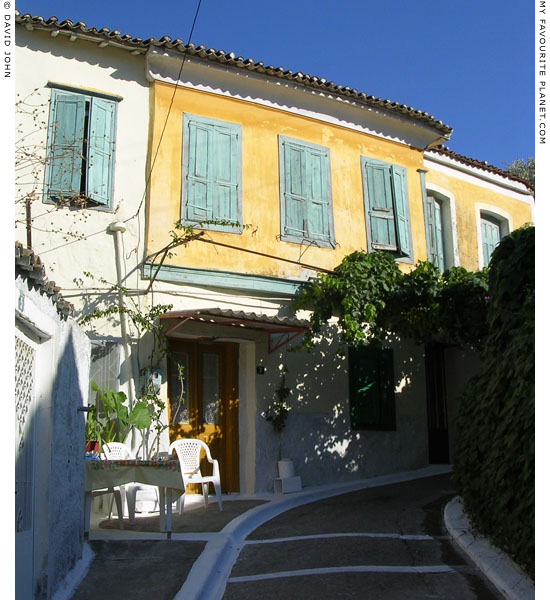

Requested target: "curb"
[
  {"left": 52, "top": 542, "right": 95, "bottom": 600},
  {"left": 444, "top": 496, "right": 534, "bottom": 600},
  {"left": 176, "top": 464, "right": 453, "bottom": 600}
]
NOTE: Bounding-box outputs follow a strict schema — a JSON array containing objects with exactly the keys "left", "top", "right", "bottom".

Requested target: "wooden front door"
[{"left": 167, "top": 339, "right": 239, "bottom": 493}]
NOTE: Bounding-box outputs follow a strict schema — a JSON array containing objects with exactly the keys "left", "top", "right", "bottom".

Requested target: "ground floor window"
[
  {"left": 348, "top": 345, "right": 396, "bottom": 430},
  {"left": 89, "top": 341, "right": 121, "bottom": 402}
]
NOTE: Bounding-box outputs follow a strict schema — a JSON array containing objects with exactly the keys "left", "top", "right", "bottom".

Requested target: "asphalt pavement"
[
  {"left": 64, "top": 466, "right": 531, "bottom": 600},
  {"left": 223, "top": 473, "right": 500, "bottom": 600}
]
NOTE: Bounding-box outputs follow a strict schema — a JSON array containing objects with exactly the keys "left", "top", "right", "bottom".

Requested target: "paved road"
[{"left": 222, "top": 474, "right": 502, "bottom": 599}]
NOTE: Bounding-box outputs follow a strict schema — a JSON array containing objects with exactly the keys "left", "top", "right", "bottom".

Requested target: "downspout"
[{"left": 109, "top": 221, "right": 136, "bottom": 410}]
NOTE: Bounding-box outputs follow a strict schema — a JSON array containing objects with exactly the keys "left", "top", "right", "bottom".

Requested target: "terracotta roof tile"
[
  {"left": 15, "top": 241, "right": 74, "bottom": 318},
  {"left": 15, "top": 10, "right": 452, "bottom": 136},
  {"left": 430, "top": 146, "right": 534, "bottom": 192}
]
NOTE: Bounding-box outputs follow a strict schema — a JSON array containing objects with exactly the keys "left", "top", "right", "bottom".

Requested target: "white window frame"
[{"left": 424, "top": 184, "right": 459, "bottom": 271}]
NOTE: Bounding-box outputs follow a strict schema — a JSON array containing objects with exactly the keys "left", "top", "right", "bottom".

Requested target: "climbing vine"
[
  {"left": 293, "top": 228, "right": 534, "bottom": 579},
  {"left": 79, "top": 219, "right": 248, "bottom": 457},
  {"left": 293, "top": 250, "right": 489, "bottom": 350}
]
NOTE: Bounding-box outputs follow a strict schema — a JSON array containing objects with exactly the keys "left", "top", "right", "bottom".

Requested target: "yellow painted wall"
[
  {"left": 146, "top": 81, "right": 532, "bottom": 278},
  {"left": 424, "top": 169, "right": 533, "bottom": 271},
  {"left": 146, "top": 82, "right": 428, "bottom": 278}
]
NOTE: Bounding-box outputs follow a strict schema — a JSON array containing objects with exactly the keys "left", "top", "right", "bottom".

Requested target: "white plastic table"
[{"left": 84, "top": 459, "right": 184, "bottom": 538}]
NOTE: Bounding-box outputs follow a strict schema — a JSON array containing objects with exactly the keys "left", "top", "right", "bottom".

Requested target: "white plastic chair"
[
  {"left": 87, "top": 442, "right": 130, "bottom": 529},
  {"left": 101, "top": 442, "right": 159, "bottom": 523},
  {"left": 99, "top": 442, "right": 133, "bottom": 522},
  {"left": 101, "top": 441, "right": 132, "bottom": 461},
  {"left": 169, "top": 438, "right": 223, "bottom": 514}
]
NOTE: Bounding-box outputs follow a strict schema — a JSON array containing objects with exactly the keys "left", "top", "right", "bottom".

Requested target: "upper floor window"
[
  {"left": 45, "top": 88, "right": 117, "bottom": 209},
  {"left": 425, "top": 194, "right": 445, "bottom": 272},
  {"left": 480, "top": 213, "right": 503, "bottom": 267},
  {"left": 361, "top": 157, "right": 412, "bottom": 262},
  {"left": 476, "top": 207, "right": 511, "bottom": 269},
  {"left": 181, "top": 114, "right": 242, "bottom": 233},
  {"left": 425, "top": 191, "right": 460, "bottom": 273},
  {"left": 278, "top": 136, "right": 335, "bottom": 248}
]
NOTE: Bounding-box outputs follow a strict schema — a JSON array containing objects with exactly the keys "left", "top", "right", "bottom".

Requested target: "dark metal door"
[{"left": 425, "top": 343, "right": 450, "bottom": 464}]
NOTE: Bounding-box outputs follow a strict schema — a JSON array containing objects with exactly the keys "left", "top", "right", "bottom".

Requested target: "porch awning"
[{"left": 159, "top": 308, "right": 310, "bottom": 353}]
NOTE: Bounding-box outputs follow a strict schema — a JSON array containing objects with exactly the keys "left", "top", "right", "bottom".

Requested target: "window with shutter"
[
  {"left": 361, "top": 157, "right": 412, "bottom": 262},
  {"left": 348, "top": 345, "right": 396, "bottom": 430},
  {"left": 480, "top": 214, "right": 501, "bottom": 267},
  {"left": 181, "top": 114, "right": 242, "bottom": 233},
  {"left": 45, "top": 88, "right": 117, "bottom": 209},
  {"left": 278, "top": 136, "right": 335, "bottom": 247},
  {"left": 425, "top": 194, "right": 446, "bottom": 273}
]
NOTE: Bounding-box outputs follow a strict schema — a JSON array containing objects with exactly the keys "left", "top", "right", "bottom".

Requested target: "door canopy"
[{"left": 160, "top": 308, "right": 310, "bottom": 353}]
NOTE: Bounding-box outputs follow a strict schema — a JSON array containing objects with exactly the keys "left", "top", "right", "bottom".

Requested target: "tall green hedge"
[{"left": 453, "top": 225, "right": 534, "bottom": 579}]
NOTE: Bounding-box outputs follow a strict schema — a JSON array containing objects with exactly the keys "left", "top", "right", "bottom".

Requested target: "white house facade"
[{"left": 15, "top": 11, "right": 534, "bottom": 511}]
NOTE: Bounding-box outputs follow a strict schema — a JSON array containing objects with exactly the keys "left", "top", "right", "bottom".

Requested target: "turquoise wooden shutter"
[
  {"left": 304, "top": 146, "right": 331, "bottom": 243},
  {"left": 47, "top": 91, "right": 86, "bottom": 200},
  {"left": 87, "top": 97, "right": 116, "bottom": 206},
  {"left": 348, "top": 346, "right": 395, "bottom": 430},
  {"left": 363, "top": 159, "right": 397, "bottom": 251},
  {"left": 186, "top": 119, "right": 212, "bottom": 222},
  {"left": 279, "top": 136, "right": 333, "bottom": 246},
  {"left": 481, "top": 216, "right": 501, "bottom": 267},
  {"left": 433, "top": 200, "right": 444, "bottom": 271},
  {"left": 282, "top": 140, "right": 307, "bottom": 238},
  {"left": 390, "top": 165, "right": 411, "bottom": 258},
  {"left": 211, "top": 123, "right": 239, "bottom": 222},
  {"left": 183, "top": 115, "right": 241, "bottom": 229},
  {"left": 425, "top": 195, "right": 445, "bottom": 272},
  {"left": 425, "top": 194, "right": 436, "bottom": 263}
]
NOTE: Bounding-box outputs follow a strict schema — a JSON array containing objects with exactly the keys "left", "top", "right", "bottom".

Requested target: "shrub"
[{"left": 453, "top": 225, "right": 534, "bottom": 579}]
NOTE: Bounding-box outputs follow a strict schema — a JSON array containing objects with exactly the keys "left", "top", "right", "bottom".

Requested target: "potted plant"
[
  {"left": 263, "top": 365, "right": 292, "bottom": 474},
  {"left": 85, "top": 404, "right": 101, "bottom": 454},
  {"left": 85, "top": 381, "right": 152, "bottom": 453}
]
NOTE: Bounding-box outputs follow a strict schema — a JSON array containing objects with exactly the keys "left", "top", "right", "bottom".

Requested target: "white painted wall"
[
  {"left": 15, "top": 25, "right": 150, "bottom": 404},
  {"left": 15, "top": 276, "right": 91, "bottom": 600},
  {"left": 253, "top": 332, "right": 429, "bottom": 492}
]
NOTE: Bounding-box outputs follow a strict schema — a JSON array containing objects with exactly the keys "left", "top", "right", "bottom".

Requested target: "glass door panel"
[
  {"left": 202, "top": 353, "right": 220, "bottom": 425},
  {"left": 168, "top": 351, "right": 190, "bottom": 424}
]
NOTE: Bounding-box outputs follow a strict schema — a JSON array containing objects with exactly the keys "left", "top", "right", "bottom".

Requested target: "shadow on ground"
[
  {"left": 98, "top": 499, "right": 267, "bottom": 533},
  {"left": 72, "top": 540, "right": 205, "bottom": 600}
]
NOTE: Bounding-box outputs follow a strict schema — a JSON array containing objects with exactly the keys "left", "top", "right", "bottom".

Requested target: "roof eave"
[{"left": 16, "top": 10, "right": 453, "bottom": 138}]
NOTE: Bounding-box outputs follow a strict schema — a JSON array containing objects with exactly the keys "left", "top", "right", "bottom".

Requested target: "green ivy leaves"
[
  {"left": 453, "top": 225, "right": 534, "bottom": 579},
  {"left": 293, "top": 250, "right": 489, "bottom": 349}
]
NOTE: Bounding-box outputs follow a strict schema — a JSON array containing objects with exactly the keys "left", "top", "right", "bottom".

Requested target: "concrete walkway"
[{"left": 56, "top": 465, "right": 533, "bottom": 600}]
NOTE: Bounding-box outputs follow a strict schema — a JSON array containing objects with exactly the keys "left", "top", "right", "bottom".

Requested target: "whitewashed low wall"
[{"left": 16, "top": 274, "right": 91, "bottom": 600}]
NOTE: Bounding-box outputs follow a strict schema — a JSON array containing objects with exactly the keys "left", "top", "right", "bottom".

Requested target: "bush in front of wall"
[{"left": 453, "top": 225, "right": 534, "bottom": 580}]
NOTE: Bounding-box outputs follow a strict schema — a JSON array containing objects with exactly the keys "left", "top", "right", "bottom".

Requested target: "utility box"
[{"left": 274, "top": 475, "right": 302, "bottom": 494}]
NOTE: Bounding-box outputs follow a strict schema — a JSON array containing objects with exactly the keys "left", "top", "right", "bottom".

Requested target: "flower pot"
[
  {"left": 86, "top": 440, "right": 99, "bottom": 454},
  {"left": 278, "top": 458, "right": 295, "bottom": 479}
]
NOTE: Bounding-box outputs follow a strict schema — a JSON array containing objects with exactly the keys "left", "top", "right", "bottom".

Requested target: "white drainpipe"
[{"left": 109, "top": 221, "right": 136, "bottom": 410}]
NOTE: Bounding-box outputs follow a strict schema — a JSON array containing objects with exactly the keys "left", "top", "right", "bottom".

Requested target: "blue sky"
[{"left": 16, "top": 0, "right": 534, "bottom": 169}]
